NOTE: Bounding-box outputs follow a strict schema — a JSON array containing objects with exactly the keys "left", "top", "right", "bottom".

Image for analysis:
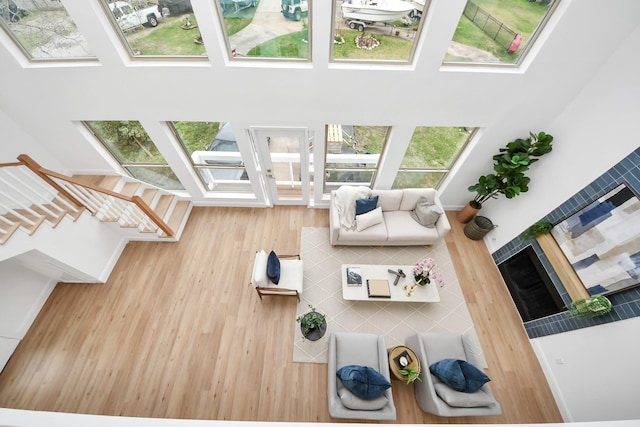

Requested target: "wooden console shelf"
[{"left": 536, "top": 234, "right": 589, "bottom": 301}]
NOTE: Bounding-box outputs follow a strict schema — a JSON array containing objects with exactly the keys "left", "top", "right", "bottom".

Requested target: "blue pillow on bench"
[{"left": 267, "top": 251, "right": 280, "bottom": 284}]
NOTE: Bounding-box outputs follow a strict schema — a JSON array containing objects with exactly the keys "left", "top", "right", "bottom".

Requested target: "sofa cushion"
[
  {"left": 371, "top": 190, "right": 403, "bottom": 211},
  {"left": 356, "top": 196, "right": 379, "bottom": 216},
  {"left": 399, "top": 188, "right": 436, "bottom": 211},
  {"left": 384, "top": 211, "right": 439, "bottom": 243},
  {"left": 339, "top": 219, "right": 387, "bottom": 243},
  {"left": 410, "top": 196, "right": 443, "bottom": 228},
  {"left": 429, "top": 359, "right": 490, "bottom": 393},
  {"left": 267, "top": 251, "right": 281, "bottom": 284},
  {"left": 338, "top": 385, "right": 389, "bottom": 410},
  {"left": 434, "top": 383, "right": 496, "bottom": 407},
  {"left": 356, "top": 207, "right": 384, "bottom": 231},
  {"left": 337, "top": 365, "right": 391, "bottom": 400}
]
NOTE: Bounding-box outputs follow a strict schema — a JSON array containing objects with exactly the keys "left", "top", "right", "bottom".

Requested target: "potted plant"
[
  {"left": 457, "top": 131, "right": 554, "bottom": 223},
  {"left": 520, "top": 219, "right": 553, "bottom": 241},
  {"left": 296, "top": 304, "right": 327, "bottom": 341},
  {"left": 567, "top": 295, "right": 613, "bottom": 318},
  {"left": 398, "top": 365, "right": 422, "bottom": 385}
]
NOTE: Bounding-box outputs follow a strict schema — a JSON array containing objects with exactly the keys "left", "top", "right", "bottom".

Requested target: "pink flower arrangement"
[{"left": 413, "top": 258, "right": 445, "bottom": 287}]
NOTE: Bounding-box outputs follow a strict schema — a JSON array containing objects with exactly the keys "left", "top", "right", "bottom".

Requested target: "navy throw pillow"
[
  {"left": 429, "top": 359, "right": 490, "bottom": 393},
  {"left": 336, "top": 365, "right": 391, "bottom": 400},
  {"left": 267, "top": 251, "right": 280, "bottom": 284},
  {"left": 355, "top": 196, "right": 379, "bottom": 216}
]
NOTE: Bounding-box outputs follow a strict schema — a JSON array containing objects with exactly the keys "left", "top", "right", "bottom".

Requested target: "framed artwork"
[{"left": 550, "top": 183, "right": 640, "bottom": 296}]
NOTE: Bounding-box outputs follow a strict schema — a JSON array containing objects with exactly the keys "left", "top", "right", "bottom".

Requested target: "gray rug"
[{"left": 294, "top": 227, "right": 485, "bottom": 364}]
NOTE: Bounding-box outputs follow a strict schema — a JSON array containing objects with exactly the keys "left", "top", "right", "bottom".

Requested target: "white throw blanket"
[{"left": 334, "top": 186, "right": 371, "bottom": 230}]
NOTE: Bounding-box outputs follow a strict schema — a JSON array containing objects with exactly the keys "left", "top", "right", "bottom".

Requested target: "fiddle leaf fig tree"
[{"left": 468, "top": 131, "right": 553, "bottom": 208}]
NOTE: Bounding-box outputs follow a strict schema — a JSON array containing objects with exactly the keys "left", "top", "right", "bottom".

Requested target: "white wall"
[
  {"left": 480, "top": 20, "right": 640, "bottom": 252},
  {"left": 0, "top": 261, "right": 56, "bottom": 371},
  {"left": 533, "top": 316, "right": 640, "bottom": 422}
]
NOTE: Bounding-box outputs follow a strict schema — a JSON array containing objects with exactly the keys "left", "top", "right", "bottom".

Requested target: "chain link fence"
[{"left": 463, "top": 0, "right": 517, "bottom": 50}]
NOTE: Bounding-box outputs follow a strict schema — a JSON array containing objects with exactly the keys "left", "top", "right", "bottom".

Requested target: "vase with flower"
[{"left": 413, "top": 258, "right": 445, "bottom": 287}]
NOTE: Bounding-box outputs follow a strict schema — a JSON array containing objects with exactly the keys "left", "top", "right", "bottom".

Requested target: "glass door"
[{"left": 250, "top": 128, "right": 310, "bottom": 205}]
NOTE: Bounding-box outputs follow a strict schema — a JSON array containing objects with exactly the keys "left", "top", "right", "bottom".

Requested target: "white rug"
[{"left": 293, "top": 227, "right": 485, "bottom": 365}]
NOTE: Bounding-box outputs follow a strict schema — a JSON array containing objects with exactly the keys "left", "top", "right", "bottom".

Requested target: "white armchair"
[
  {"left": 250, "top": 250, "right": 303, "bottom": 301},
  {"left": 327, "top": 332, "right": 397, "bottom": 420},
  {"left": 405, "top": 332, "right": 501, "bottom": 417}
]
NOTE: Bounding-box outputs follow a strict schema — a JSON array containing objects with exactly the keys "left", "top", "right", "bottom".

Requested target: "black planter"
[{"left": 300, "top": 314, "right": 327, "bottom": 341}]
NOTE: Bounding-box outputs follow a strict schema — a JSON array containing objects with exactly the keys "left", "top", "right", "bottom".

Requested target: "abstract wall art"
[{"left": 551, "top": 183, "right": 640, "bottom": 296}]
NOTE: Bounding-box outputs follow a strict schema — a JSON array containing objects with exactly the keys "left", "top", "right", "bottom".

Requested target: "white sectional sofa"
[{"left": 329, "top": 187, "right": 451, "bottom": 246}]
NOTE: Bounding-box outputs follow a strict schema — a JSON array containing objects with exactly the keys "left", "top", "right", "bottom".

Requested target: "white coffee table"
[{"left": 341, "top": 264, "right": 440, "bottom": 302}]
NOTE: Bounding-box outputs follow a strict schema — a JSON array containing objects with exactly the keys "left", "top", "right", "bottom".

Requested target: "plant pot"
[
  {"left": 463, "top": 216, "right": 495, "bottom": 240},
  {"left": 457, "top": 202, "right": 481, "bottom": 223},
  {"left": 300, "top": 318, "right": 327, "bottom": 341}
]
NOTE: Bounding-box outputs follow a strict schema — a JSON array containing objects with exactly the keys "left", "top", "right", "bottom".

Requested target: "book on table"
[
  {"left": 346, "top": 267, "right": 362, "bottom": 286},
  {"left": 366, "top": 279, "right": 391, "bottom": 298}
]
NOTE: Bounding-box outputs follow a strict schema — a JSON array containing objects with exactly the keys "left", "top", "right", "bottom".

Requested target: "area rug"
[{"left": 294, "top": 227, "right": 486, "bottom": 365}]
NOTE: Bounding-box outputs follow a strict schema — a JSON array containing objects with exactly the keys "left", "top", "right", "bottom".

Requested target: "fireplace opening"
[{"left": 498, "top": 246, "right": 566, "bottom": 322}]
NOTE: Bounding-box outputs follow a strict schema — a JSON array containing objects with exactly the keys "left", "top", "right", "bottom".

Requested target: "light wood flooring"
[{"left": 0, "top": 207, "right": 563, "bottom": 424}]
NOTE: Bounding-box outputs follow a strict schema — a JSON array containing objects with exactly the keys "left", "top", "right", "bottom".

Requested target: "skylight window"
[
  {"left": 101, "top": 0, "right": 208, "bottom": 58},
  {"left": 443, "top": 0, "right": 559, "bottom": 65},
  {"left": 216, "top": 0, "right": 310, "bottom": 60},
  {"left": 0, "top": 1, "right": 95, "bottom": 60},
  {"left": 331, "top": 0, "right": 428, "bottom": 63}
]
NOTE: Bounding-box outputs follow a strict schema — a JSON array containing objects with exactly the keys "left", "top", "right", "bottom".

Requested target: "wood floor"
[{"left": 0, "top": 207, "right": 563, "bottom": 424}]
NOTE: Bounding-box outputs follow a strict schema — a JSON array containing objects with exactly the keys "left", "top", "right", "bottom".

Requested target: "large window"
[
  {"left": 331, "top": 0, "right": 428, "bottom": 63},
  {"left": 393, "top": 127, "right": 475, "bottom": 189},
  {"left": 85, "top": 121, "right": 184, "bottom": 191},
  {"left": 101, "top": 0, "right": 207, "bottom": 58},
  {"left": 0, "top": 0, "right": 94, "bottom": 60},
  {"left": 216, "top": 0, "right": 310, "bottom": 60},
  {"left": 444, "top": 0, "right": 559, "bottom": 65},
  {"left": 324, "top": 124, "right": 389, "bottom": 193},
  {"left": 169, "top": 121, "right": 252, "bottom": 192}
]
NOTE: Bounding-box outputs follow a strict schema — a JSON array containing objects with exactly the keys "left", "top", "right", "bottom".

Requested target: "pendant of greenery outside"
[
  {"left": 567, "top": 295, "right": 613, "bottom": 318},
  {"left": 459, "top": 131, "right": 554, "bottom": 223},
  {"left": 296, "top": 304, "right": 327, "bottom": 341}
]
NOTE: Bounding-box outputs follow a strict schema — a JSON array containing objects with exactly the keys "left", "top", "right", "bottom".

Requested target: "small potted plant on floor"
[{"left": 296, "top": 304, "right": 327, "bottom": 341}]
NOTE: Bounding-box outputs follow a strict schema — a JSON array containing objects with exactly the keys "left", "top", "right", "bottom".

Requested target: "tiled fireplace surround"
[{"left": 492, "top": 147, "right": 640, "bottom": 338}]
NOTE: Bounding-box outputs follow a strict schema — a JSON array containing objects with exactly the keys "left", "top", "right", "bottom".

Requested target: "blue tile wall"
[{"left": 492, "top": 146, "right": 640, "bottom": 339}]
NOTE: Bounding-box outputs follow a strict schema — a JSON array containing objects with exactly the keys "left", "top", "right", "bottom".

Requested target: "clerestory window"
[
  {"left": 392, "top": 127, "right": 476, "bottom": 189},
  {"left": 85, "top": 120, "right": 185, "bottom": 191},
  {"left": 0, "top": 0, "right": 95, "bottom": 60},
  {"left": 215, "top": 0, "right": 310, "bottom": 60},
  {"left": 101, "top": 0, "right": 208, "bottom": 58},
  {"left": 444, "top": 0, "right": 560, "bottom": 66}
]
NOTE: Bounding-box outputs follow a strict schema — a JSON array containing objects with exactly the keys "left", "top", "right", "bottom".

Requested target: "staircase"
[{"left": 0, "top": 154, "right": 192, "bottom": 246}]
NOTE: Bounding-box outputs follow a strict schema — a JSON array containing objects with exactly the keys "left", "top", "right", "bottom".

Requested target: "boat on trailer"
[{"left": 341, "top": 0, "right": 415, "bottom": 26}]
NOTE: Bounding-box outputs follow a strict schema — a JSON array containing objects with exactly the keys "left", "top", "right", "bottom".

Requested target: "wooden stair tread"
[
  {"left": 0, "top": 223, "right": 20, "bottom": 244},
  {"left": 32, "top": 204, "right": 65, "bottom": 227},
  {"left": 160, "top": 200, "right": 190, "bottom": 238},
  {"left": 120, "top": 182, "right": 141, "bottom": 197},
  {"left": 153, "top": 195, "right": 173, "bottom": 219},
  {"left": 139, "top": 189, "right": 158, "bottom": 205}
]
